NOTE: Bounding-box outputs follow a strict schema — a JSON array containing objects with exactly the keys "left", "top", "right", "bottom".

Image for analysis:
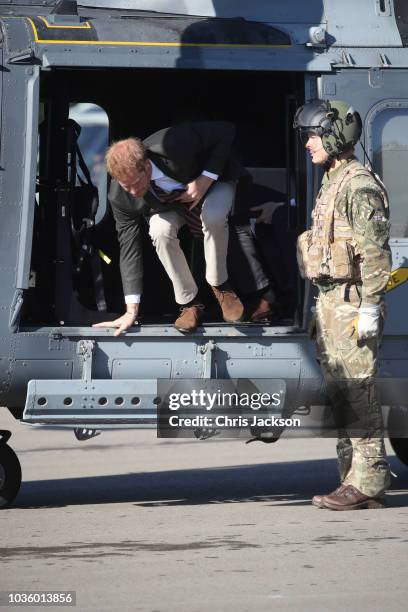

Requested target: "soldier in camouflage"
[{"left": 294, "top": 99, "right": 392, "bottom": 510}]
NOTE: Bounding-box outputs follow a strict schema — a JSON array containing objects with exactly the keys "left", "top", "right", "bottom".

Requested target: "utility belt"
[{"left": 315, "top": 280, "right": 363, "bottom": 303}]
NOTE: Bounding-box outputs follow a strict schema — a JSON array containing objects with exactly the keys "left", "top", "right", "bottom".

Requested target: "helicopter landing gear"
[
  {"left": 74, "top": 428, "right": 100, "bottom": 441},
  {"left": 0, "top": 430, "right": 22, "bottom": 509}
]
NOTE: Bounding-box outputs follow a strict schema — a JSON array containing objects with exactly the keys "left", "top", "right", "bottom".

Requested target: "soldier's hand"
[
  {"left": 356, "top": 304, "right": 381, "bottom": 340},
  {"left": 92, "top": 307, "right": 139, "bottom": 337}
]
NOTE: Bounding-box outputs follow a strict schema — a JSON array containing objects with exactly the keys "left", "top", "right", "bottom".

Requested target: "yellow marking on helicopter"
[
  {"left": 26, "top": 17, "right": 291, "bottom": 47},
  {"left": 386, "top": 267, "right": 408, "bottom": 292},
  {"left": 38, "top": 15, "right": 92, "bottom": 29},
  {"left": 27, "top": 18, "right": 40, "bottom": 42}
]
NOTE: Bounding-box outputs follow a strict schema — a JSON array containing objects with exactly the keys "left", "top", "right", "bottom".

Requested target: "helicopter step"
[{"left": 23, "top": 379, "right": 160, "bottom": 427}]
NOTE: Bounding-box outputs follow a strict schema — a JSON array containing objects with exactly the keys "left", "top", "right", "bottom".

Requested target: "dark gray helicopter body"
[{"left": 1, "top": 0, "right": 408, "bottom": 506}]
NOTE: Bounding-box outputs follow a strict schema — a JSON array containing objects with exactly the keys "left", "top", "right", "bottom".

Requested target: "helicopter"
[{"left": 1, "top": 0, "right": 408, "bottom": 507}]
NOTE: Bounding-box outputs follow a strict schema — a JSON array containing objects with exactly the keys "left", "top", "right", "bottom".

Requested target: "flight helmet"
[{"left": 293, "top": 99, "right": 362, "bottom": 157}]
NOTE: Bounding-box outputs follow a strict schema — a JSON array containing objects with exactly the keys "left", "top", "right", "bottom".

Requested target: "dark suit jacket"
[{"left": 109, "top": 121, "right": 246, "bottom": 296}]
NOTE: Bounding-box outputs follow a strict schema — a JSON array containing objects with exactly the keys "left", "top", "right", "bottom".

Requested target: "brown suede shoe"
[
  {"left": 312, "top": 484, "right": 347, "bottom": 509},
  {"left": 323, "top": 484, "right": 386, "bottom": 511},
  {"left": 212, "top": 285, "right": 244, "bottom": 323},
  {"left": 247, "top": 298, "right": 275, "bottom": 323},
  {"left": 174, "top": 304, "right": 205, "bottom": 333}
]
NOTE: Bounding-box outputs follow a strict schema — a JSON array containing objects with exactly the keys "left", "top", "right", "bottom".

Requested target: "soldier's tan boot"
[
  {"left": 323, "top": 484, "right": 386, "bottom": 510},
  {"left": 312, "top": 484, "right": 347, "bottom": 509}
]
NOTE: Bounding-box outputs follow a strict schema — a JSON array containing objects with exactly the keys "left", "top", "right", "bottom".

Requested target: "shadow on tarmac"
[{"left": 12, "top": 456, "right": 408, "bottom": 509}]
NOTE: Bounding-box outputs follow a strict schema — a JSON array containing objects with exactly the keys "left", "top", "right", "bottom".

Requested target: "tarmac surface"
[{"left": 1, "top": 409, "right": 408, "bottom": 612}]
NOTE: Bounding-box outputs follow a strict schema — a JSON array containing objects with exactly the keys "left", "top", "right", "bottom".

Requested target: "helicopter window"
[
  {"left": 68, "top": 103, "right": 109, "bottom": 224},
  {"left": 371, "top": 105, "right": 408, "bottom": 238}
]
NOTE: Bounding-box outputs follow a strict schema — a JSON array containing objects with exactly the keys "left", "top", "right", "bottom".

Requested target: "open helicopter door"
[
  {"left": 285, "top": 92, "right": 307, "bottom": 327},
  {"left": 292, "top": 75, "right": 320, "bottom": 330}
]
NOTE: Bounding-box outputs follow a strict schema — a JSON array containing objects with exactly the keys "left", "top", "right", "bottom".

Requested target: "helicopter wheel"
[{"left": 0, "top": 443, "right": 22, "bottom": 509}]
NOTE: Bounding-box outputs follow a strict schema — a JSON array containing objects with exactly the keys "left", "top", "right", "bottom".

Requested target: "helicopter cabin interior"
[{"left": 21, "top": 67, "right": 306, "bottom": 329}]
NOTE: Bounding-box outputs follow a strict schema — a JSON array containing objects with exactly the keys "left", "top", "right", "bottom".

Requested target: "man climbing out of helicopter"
[{"left": 94, "top": 121, "right": 275, "bottom": 334}]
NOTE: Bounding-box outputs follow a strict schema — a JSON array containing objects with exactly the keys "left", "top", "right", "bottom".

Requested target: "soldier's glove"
[{"left": 356, "top": 304, "right": 381, "bottom": 340}]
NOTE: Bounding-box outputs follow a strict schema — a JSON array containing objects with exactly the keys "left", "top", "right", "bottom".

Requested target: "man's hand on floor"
[{"left": 92, "top": 307, "right": 139, "bottom": 337}]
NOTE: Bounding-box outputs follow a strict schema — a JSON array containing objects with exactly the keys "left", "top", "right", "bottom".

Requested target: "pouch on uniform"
[
  {"left": 297, "top": 230, "right": 325, "bottom": 280},
  {"left": 329, "top": 240, "right": 355, "bottom": 279}
]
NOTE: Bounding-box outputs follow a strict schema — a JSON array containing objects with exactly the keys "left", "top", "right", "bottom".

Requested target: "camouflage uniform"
[{"left": 313, "top": 157, "right": 392, "bottom": 497}]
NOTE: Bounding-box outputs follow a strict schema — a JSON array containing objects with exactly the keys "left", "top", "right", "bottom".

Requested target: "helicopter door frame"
[
  {"left": 299, "top": 73, "right": 320, "bottom": 329},
  {"left": 366, "top": 95, "right": 408, "bottom": 335},
  {"left": 12, "top": 66, "right": 40, "bottom": 331},
  {"left": 0, "top": 47, "right": 2, "bottom": 135},
  {"left": 318, "top": 69, "right": 408, "bottom": 336}
]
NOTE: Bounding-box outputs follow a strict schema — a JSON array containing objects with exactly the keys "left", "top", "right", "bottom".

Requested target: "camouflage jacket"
[{"left": 316, "top": 157, "right": 392, "bottom": 305}]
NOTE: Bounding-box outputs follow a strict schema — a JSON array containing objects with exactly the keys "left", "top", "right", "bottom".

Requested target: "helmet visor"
[
  {"left": 296, "top": 127, "right": 321, "bottom": 145},
  {"left": 293, "top": 100, "right": 330, "bottom": 144}
]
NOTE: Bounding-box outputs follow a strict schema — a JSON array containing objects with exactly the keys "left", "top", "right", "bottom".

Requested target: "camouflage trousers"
[{"left": 315, "top": 283, "right": 391, "bottom": 497}]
